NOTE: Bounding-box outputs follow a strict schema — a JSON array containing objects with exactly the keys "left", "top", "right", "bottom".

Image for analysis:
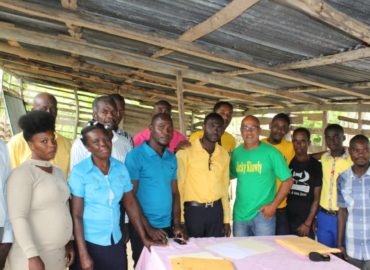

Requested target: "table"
[{"left": 136, "top": 236, "right": 357, "bottom": 270}]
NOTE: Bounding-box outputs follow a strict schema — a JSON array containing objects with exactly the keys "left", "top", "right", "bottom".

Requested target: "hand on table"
[
  {"left": 338, "top": 246, "right": 348, "bottom": 261},
  {"left": 224, "top": 223, "right": 231, "bottom": 237},
  {"left": 143, "top": 237, "right": 167, "bottom": 252},
  {"left": 173, "top": 224, "right": 188, "bottom": 241},
  {"left": 296, "top": 223, "right": 311, "bottom": 237},
  {"left": 147, "top": 227, "right": 168, "bottom": 244}
]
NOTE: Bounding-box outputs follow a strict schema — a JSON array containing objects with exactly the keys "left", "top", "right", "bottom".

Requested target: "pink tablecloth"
[{"left": 136, "top": 236, "right": 357, "bottom": 270}]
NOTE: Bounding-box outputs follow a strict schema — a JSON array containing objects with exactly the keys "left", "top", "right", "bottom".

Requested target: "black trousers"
[
  {"left": 276, "top": 207, "right": 290, "bottom": 235},
  {"left": 129, "top": 223, "right": 173, "bottom": 267},
  {"left": 70, "top": 238, "right": 127, "bottom": 270},
  {"left": 184, "top": 200, "right": 224, "bottom": 238}
]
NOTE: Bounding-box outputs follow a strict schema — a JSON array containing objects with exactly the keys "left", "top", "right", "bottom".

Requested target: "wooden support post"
[
  {"left": 321, "top": 111, "right": 328, "bottom": 151},
  {"left": 176, "top": 71, "right": 186, "bottom": 135},
  {"left": 190, "top": 110, "right": 195, "bottom": 133},
  {"left": 73, "top": 89, "right": 79, "bottom": 139},
  {"left": 358, "top": 102, "right": 363, "bottom": 134}
]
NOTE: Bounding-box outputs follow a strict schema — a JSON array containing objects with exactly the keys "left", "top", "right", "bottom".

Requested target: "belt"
[
  {"left": 321, "top": 207, "right": 338, "bottom": 216},
  {"left": 184, "top": 199, "right": 221, "bottom": 208}
]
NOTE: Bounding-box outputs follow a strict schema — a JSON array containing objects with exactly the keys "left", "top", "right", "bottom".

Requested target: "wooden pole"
[
  {"left": 358, "top": 102, "right": 363, "bottom": 135},
  {"left": 321, "top": 111, "right": 328, "bottom": 151},
  {"left": 190, "top": 110, "right": 195, "bottom": 133},
  {"left": 73, "top": 89, "right": 79, "bottom": 139},
  {"left": 176, "top": 71, "right": 186, "bottom": 135}
]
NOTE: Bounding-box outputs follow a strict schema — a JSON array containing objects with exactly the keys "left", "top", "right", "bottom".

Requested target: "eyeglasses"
[{"left": 241, "top": 125, "right": 260, "bottom": 132}]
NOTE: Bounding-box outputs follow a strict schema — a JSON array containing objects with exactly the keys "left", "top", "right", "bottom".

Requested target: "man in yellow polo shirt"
[
  {"left": 177, "top": 113, "right": 231, "bottom": 237},
  {"left": 262, "top": 113, "right": 295, "bottom": 235},
  {"left": 7, "top": 92, "right": 71, "bottom": 177},
  {"left": 317, "top": 124, "right": 352, "bottom": 248},
  {"left": 189, "top": 101, "right": 236, "bottom": 154}
]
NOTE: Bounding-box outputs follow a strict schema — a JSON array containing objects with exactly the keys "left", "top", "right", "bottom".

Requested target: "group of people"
[{"left": 0, "top": 92, "right": 369, "bottom": 270}]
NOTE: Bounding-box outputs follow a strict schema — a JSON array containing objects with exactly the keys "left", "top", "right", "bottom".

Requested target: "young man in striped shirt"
[{"left": 337, "top": 135, "right": 370, "bottom": 269}]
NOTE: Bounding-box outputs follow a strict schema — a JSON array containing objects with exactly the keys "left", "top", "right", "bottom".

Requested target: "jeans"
[{"left": 233, "top": 212, "right": 276, "bottom": 236}]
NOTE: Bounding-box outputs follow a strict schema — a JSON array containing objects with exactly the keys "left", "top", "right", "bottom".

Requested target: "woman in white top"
[{"left": 7, "top": 111, "right": 74, "bottom": 270}]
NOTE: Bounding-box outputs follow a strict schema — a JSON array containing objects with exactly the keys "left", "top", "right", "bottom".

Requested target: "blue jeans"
[
  {"left": 317, "top": 209, "right": 338, "bottom": 248},
  {"left": 233, "top": 212, "right": 276, "bottom": 236}
]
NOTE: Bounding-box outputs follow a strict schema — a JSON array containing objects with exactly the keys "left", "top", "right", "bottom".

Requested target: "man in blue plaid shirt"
[{"left": 337, "top": 134, "right": 370, "bottom": 270}]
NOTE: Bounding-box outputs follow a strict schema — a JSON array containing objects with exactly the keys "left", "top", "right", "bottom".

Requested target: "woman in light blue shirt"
[{"left": 69, "top": 123, "right": 155, "bottom": 270}]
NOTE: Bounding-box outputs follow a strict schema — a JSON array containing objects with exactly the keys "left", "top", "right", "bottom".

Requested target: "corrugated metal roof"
[{"left": 0, "top": 0, "right": 369, "bottom": 111}]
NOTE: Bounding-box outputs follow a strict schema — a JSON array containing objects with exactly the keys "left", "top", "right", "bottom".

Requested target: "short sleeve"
[
  {"left": 68, "top": 168, "right": 85, "bottom": 197},
  {"left": 271, "top": 149, "right": 292, "bottom": 181},
  {"left": 125, "top": 151, "right": 141, "bottom": 180},
  {"left": 337, "top": 174, "right": 348, "bottom": 208},
  {"left": 120, "top": 164, "right": 134, "bottom": 193}
]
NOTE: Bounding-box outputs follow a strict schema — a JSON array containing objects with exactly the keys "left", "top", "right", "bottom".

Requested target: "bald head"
[
  {"left": 240, "top": 115, "right": 261, "bottom": 149},
  {"left": 241, "top": 115, "right": 260, "bottom": 127},
  {"left": 32, "top": 92, "right": 58, "bottom": 120}
]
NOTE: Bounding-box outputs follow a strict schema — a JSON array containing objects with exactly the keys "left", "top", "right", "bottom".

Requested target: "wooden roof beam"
[
  {"left": 0, "top": 59, "right": 215, "bottom": 107},
  {"left": 0, "top": 0, "right": 364, "bottom": 99},
  {"left": 0, "top": 23, "right": 322, "bottom": 104},
  {"left": 152, "top": 0, "right": 260, "bottom": 58},
  {"left": 61, "top": 0, "right": 77, "bottom": 11},
  {"left": 280, "top": 0, "right": 370, "bottom": 45},
  {"left": 0, "top": 43, "right": 278, "bottom": 107},
  {"left": 276, "top": 46, "right": 370, "bottom": 70}
]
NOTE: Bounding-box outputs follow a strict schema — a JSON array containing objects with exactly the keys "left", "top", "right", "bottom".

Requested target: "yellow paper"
[
  {"left": 171, "top": 257, "right": 235, "bottom": 270},
  {"left": 275, "top": 237, "right": 341, "bottom": 256}
]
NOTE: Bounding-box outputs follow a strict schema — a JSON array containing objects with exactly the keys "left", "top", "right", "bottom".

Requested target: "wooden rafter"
[
  {"left": 0, "top": 58, "right": 217, "bottom": 108},
  {"left": 7, "top": 68, "right": 212, "bottom": 110},
  {"left": 61, "top": 0, "right": 77, "bottom": 11},
  {"left": 281, "top": 0, "right": 370, "bottom": 45},
  {"left": 0, "top": 24, "right": 323, "bottom": 105},
  {"left": 246, "top": 103, "right": 370, "bottom": 114},
  {"left": 2, "top": 63, "right": 205, "bottom": 105},
  {"left": 0, "top": 0, "right": 366, "bottom": 99},
  {"left": 276, "top": 46, "right": 370, "bottom": 70},
  {"left": 0, "top": 43, "right": 284, "bottom": 106},
  {"left": 152, "top": 0, "right": 260, "bottom": 58},
  {"left": 226, "top": 46, "right": 370, "bottom": 76}
]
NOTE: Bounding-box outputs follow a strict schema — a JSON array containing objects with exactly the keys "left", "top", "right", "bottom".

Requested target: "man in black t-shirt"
[{"left": 287, "top": 127, "right": 322, "bottom": 239}]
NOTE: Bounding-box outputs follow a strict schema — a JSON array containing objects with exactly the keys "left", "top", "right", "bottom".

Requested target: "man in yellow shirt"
[
  {"left": 262, "top": 113, "right": 294, "bottom": 235},
  {"left": 317, "top": 124, "right": 352, "bottom": 248},
  {"left": 189, "top": 101, "right": 236, "bottom": 154},
  {"left": 7, "top": 92, "right": 71, "bottom": 177},
  {"left": 177, "top": 113, "right": 231, "bottom": 237}
]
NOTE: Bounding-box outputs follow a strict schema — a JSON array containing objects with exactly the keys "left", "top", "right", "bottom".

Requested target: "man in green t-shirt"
[{"left": 230, "top": 115, "right": 293, "bottom": 236}]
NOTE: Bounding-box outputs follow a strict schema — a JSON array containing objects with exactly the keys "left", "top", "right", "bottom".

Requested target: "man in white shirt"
[
  {"left": 70, "top": 95, "right": 132, "bottom": 169},
  {"left": 0, "top": 140, "right": 12, "bottom": 268}
]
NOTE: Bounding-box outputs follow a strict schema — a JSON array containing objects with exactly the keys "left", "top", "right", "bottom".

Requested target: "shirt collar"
[
  {"left": 325, "top": 147, "right": 349, "bottom": 159},
  {"left": 143, "top": 141, "right": 170, "bottom": 158},
  {"left": 84, "top": 156, "right": 116, "bottom": 173},
  {"left": 193, "top": 138, "right": 221, "bottom": 156}
]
